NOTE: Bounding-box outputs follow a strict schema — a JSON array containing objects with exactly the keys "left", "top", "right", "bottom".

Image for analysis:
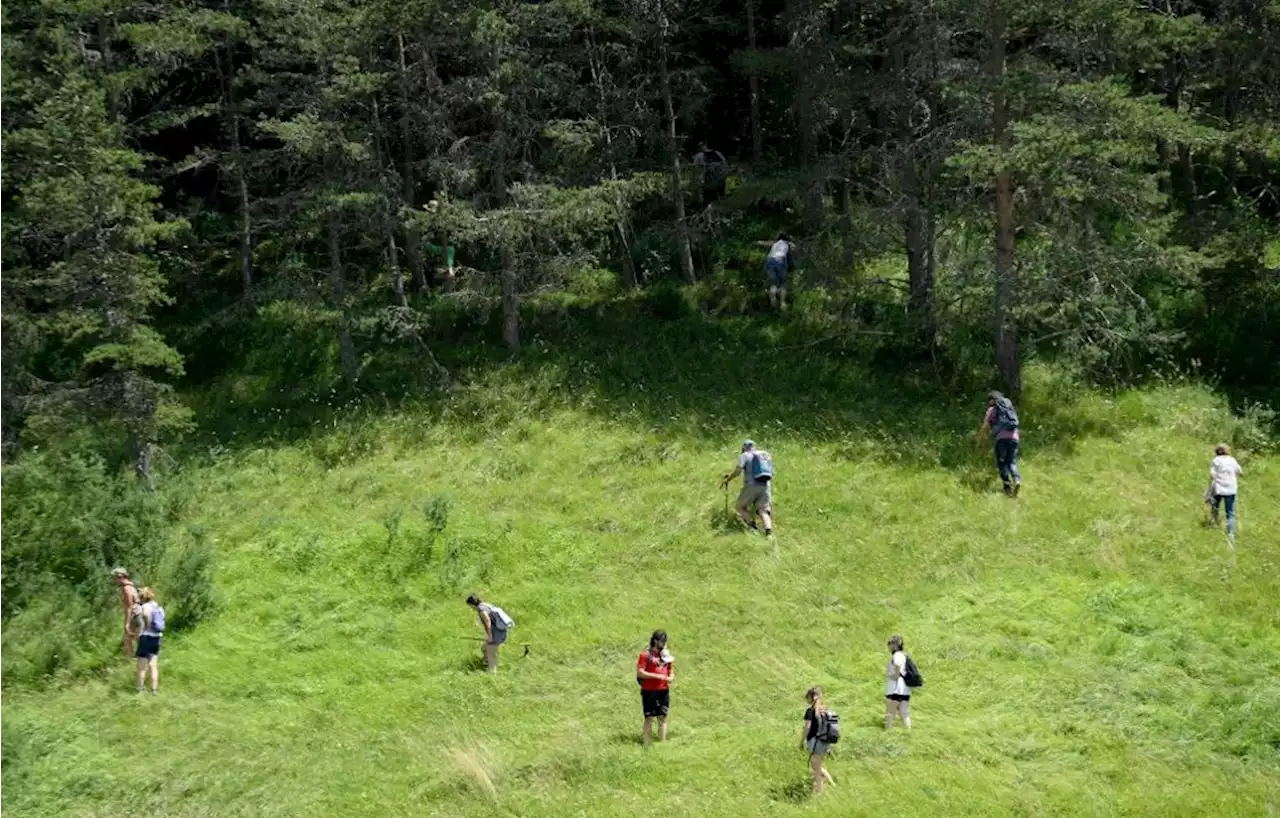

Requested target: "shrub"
[{"left": 162, "top": 530, "right": 218, "bottom": 631}]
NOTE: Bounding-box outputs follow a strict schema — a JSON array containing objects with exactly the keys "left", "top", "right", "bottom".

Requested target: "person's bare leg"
[
  {"left": 735, "top": 500, "right": 756, "bottom": 529},
  {"left": 768, "top": 286, "right": 779, "bottom": 309},
  {"left": 884, "top": 699, "right": 897, "bottom": 729},
  {"left": 642, "top": 716, "right": 653, "bottom": 746},
  {"left": 899, "top": 699, "right": 911, "bottom": 729},
  {"left": 658, "top": 715, "right": 668, "bottom": 742},
  {"left": 822, "top": 766, "right": 835, "bottom": 785},
  {"left": 779, "top": 287, "right": 788, "bottom": 311},
  {"left": 124, "top": 628, "right": 134, "bottom": 659},
  {"left": 760, "top": 509, "right": 773, "bottom": 533},
  {"left": 484, "top": 643, "right": 497, "bottom": 673},
  {"left": 149, "top": 656, "right": 159, "bottom": 693},
  {"left": 810, "top": 753, "right": 825, "bottom": 794},
  {"left": 136, "top": 658, "right": 147, "bottom": 693}
]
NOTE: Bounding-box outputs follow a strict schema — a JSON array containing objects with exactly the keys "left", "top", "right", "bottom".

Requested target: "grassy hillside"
[{"left": 4, "top": 356, "right": 1279, "bottom": 816}]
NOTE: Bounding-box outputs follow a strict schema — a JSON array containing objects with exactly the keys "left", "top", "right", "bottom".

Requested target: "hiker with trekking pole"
[
  {"left": 720, "top": 439, "right": 775, "bottom": 537},
  {"left": 466, "top": 593, "right": 516, "bottom": 673},
  {"left": 976, "top": 390, "right": 1023, "bottom": 497}
]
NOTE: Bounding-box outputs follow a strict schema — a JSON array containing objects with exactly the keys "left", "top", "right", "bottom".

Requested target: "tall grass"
[{"left": 3, "top": 362, "right": 1277, "bottom": 816}]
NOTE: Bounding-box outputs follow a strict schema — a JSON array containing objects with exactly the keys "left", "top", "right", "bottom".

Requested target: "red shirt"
[{"left": 637, "top": 650, "right": 673, "bottom": 691}]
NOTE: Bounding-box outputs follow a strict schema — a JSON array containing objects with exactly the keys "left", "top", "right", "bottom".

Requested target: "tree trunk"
[
  {"left": 388, "top": 231, "right": 407, "bottom": 307},
  {"left": 745, "top": 0, "right": 763, "bottom": 164},
  {"left": 658, "top": 34, "right": 696, "bottom": 284},
  {"left": 326, "top": 210, "right": 359, "bottom": 387},
  {"left": 215, "top": 0, "right": 254, "bottom": 308},
  {"left": 894, "top": 41, "right": 934, "bottom": 338},
  {"left": 988, "top": 8, "right": 1019, "bottom": 395},
  {"left": 397, "top": 33, "right": 429, "bottom": 292},
  {"left": 501, "top": 250, "right": 520, "bottom": 349},
  {"left": 131, "top": 431, "right": 155, "bottom": 492},
  {"left": 586, "top": 27, "right": 638, "bottom": 289}
]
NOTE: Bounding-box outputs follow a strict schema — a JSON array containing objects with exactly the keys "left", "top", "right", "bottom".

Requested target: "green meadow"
[{"left": 4, "top": 309, "right": 1278, "bottom": 817}]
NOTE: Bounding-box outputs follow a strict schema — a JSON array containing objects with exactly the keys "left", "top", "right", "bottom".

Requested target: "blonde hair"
[
  {"left": 139, "top": 587, "right": 156, "bottom": 603},
  {"left": 1215, "top": 443, "right": 1230, "bottom": 456}
]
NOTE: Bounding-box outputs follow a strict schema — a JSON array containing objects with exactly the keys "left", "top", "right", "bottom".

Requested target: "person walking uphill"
[
  {"left": 800, "top": 687, "right": 838, "bottom": 794},
  {"left": 135, "top": 587, "right": 165, "bottom": 694},
  {"left": 112, "top": 568, "right": 141, "bottom": 659},
  {"left": 976, "top": 390, "right": 1022, "bottom": 496},
  {"left": 721, "top": 440, "right": 775, "bottom": 537},
  {"left": 1206, "top": 443, "right": 1244, "bottom": 542},
  {"left": 636, "top": 630, "right": 675, "bottom": 746},
  {"left": 466, "top": 593, "right": 515, "bottom": 674},
  {"left": 756, "top": 235, "right": 795, "bottom": 311}
]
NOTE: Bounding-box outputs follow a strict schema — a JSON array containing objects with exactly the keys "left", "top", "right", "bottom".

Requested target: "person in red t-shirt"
[{"left": 636, "top": 630, "right": 674, "bottom": 745}]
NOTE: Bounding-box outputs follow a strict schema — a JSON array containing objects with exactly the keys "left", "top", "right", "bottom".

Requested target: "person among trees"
[
  {"left": 884, "top": 635, "right": 912, "bottom": 729},
  {"left": 976, "top": 390, "right": 1022, "bottom": 496},
  {"left": 755, "top": 235, "right": 794, "bottom": 311},
  {"left": 135, "top": 587, "right": 165, "bottom": 694},
  {"left": 636, "top": 630, "right": 674, "bottom": 746},
  {"left": 721, "top": 439, "right": 775, "bottom": 537},
  {"left": 800, "top": 686, "right": 837, "bottom": 794},
  {"left": 466, "top": 593, "right": 514, "bottom": 674},
  {"left": 692, "top": 144, "right": 728, "bottom": 208},
  {"left": 1206, "top": 443, "right": 1244, "bottom": 542},
  {"left": 423, "top": 199, "right": 457, "bottom": 290},
  {"left": 111, "top": 567, "right": 141, "bottom": 659}
]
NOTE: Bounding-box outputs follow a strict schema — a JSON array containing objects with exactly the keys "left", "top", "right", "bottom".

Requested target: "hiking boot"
[
  {"left": 764, "top": 528, "right": 773, "bottom": 538},
  {"left": 1012, "top": 483, "right": 1021, "bottom": 498}
]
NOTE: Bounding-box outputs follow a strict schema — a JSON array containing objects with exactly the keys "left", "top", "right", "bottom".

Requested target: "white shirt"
[
  {"left": 885, "top": 650, "right": 909, "bottom": 697},
  {"left": 140, "top": 601, "right": 162, "bottom": 638},
  {"left": 1210, "top": 455, "right": 1242, "bottom": 496},
  {"left": 767, "top": 240, "right": 789, "bottom": 262}
]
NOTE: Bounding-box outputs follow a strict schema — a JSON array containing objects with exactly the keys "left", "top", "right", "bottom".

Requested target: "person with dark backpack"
[
  {"left": 466, "top": 593, "right": 515, "bottom": 674},
  {"left": 720, "top": 439, "right": 775, "bottom": 537},
  {"left": 976, "top": 390, "right": 1023, "bottom": 496},
  {"left": 135, "top": 587, "right": 165, "bottom": 695},
  {"left": 885, "top": 634, "right": 921, "bottom": 729},
  {"left": 800, "top": 686, "right": 837, "bottom": 794}
]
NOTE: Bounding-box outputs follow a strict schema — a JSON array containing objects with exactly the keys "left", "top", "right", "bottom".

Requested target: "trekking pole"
[{"left": 457, "top": 636, "right": 531, "bottom": 657}]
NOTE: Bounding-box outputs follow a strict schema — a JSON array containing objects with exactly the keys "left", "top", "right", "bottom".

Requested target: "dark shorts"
[
  {"left": 641, "top": 688, "right": 670, "bottom": 718},
  {"left": 765, "top": 258, "right": 789, "bottom": 288},
  {"left": 886, "top": 693, "right": 910, "bottom": 702},
  {"left": 136, "top": 635, "right": 161, "bottom": 659},
  {"left": 488, "top": 628, "right": 508, "bottom": 646}
]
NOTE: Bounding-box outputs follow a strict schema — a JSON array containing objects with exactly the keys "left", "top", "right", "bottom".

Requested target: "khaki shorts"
[{"left": 737, "top": 481, "right": 772, "bottom": 513}]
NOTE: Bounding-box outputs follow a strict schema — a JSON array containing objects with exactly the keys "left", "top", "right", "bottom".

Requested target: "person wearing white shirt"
[
  {"left": 884, "top": 634, "right": 912, "bottom": 729},
  {"left": 1206, "top": 443, "right": 1244, "bottom": 540}
]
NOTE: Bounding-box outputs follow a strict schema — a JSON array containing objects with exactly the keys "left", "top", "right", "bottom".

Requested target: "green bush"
[{"left": 162, "top": 530, "right": 218, "bottom": 631}]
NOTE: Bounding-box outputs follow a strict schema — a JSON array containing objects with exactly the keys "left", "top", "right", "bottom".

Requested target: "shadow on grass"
[
  {"left": 178, "top": 289, "right": 1153, "bottom": 483},
  {"left": 610, "top": 732, "right": 645, "bottom": 747},
  {"left": 768, "top": 777, "right": 813, "bottom": 804}
]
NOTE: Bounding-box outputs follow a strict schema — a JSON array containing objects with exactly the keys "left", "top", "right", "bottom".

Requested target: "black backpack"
[
  {"left": 991, "top": 398, "right": 1019, "bottom": 433},
  {"left": 816, "top": 710, "right": 841, "bottom": 743},
  {"left": 903, "top": 656, "right": 924, "bottom": 688}
]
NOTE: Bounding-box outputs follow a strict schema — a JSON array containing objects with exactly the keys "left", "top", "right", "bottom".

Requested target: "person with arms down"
[
  {"left": 636, "top": 630, "right": 674, "bottom": 746},
  {"left": 885, "top": 634, "right": 922, "bottom": 729},
  {"left": 976, "top": 390, "right": 1022, "bottom": 496},
  {"left": 800, "top": 686, "right": 838, "bottom": 794},
  {"left": 721, "top": 439, "right": 775, "bottom": 537},
  {"left": 693, "top": 144, "right": 729, "bottom": 208},
  {"left": 466, "top": 593, "right": 515, "bottom": 674},
  {"left": 112, "top": 567, "right": 141, "bottom": 659},
  {"left": 135, "top": 587, "right": 165, "bottom": 694},
  {"left": 1206, "top": 443, "right": 1244, "bottom": 542}
]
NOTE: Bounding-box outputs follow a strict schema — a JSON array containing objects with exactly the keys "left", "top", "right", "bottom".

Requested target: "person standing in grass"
[
  {"left": 112, "top": 568, "right": 141, "bottom": 659},
  {"left": 721, "top": 439, "right": 775, "bottom": 537},
  {"left": 755, "top": 235, "right": 794, "bottom": 311},
  {"left": 466, "top": 594, "right": 514, "bottom": 674},
  {"left": 976, "top": 390, "right": 1022, "bottom": 496},
  {"left": 1206, "top": 443, "right": 1244, "bottom": 542},
  {"left": 801, "top": 686, "right": 837, "bottom": 794},
  {"left": 884, "top": 635, "right": 912, "bottom": 729},
  {"left": 135, "top": 587, "right": 165, "bottom": 694},
  {"left": 636, "top": 630, "right": 674, "bottom": 746}
]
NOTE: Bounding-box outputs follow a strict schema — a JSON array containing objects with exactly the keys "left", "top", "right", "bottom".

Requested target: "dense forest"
[{"left": 2, "top": 1, "right": 1279, "bottom": 666}]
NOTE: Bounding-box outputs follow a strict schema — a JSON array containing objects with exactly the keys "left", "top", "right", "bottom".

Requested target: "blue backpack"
[
  {"left": 991, "top": 398, "right": 1019, "bottom": 433},
  {"left": 749, "top": 451, "right": 774, "bottom": 482},
  {"left": 150, "top": 605, "right": 166, "bottom": 634}
]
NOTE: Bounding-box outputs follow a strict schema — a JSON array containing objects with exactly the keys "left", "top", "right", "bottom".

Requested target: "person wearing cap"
[
  {"left": 720, "top": 439, "right": 775, "bottom": 536},
  {"left": 111, "top": 568, "right": 141, "bottom": 658}
]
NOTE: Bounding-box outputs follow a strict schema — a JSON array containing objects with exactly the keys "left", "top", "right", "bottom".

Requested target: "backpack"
[
  {"left": 991, "top": 398, "right": 1019, "bottom": 433},
  {"left": 487, "top": 605, "right": 515, "bottom": 630},
  {"left": 129, "top": 603, "right": 147, "bottom": 635},
  {"left": 903, "top": 655, "right": 923, "bottom": 688},
  {"left": 749, "top": 451, "right": 774, "bottom": 482},
  {"left": 815, "top": 710, "right": 841, "bottom": 744},
  {"left": 149, "top": 605, "right": 166, "bottom": 634}
]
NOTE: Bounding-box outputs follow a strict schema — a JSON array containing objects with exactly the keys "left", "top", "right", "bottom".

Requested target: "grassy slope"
[{"left": 4, "top": 365, "right": 1279, "bottom": 817}]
